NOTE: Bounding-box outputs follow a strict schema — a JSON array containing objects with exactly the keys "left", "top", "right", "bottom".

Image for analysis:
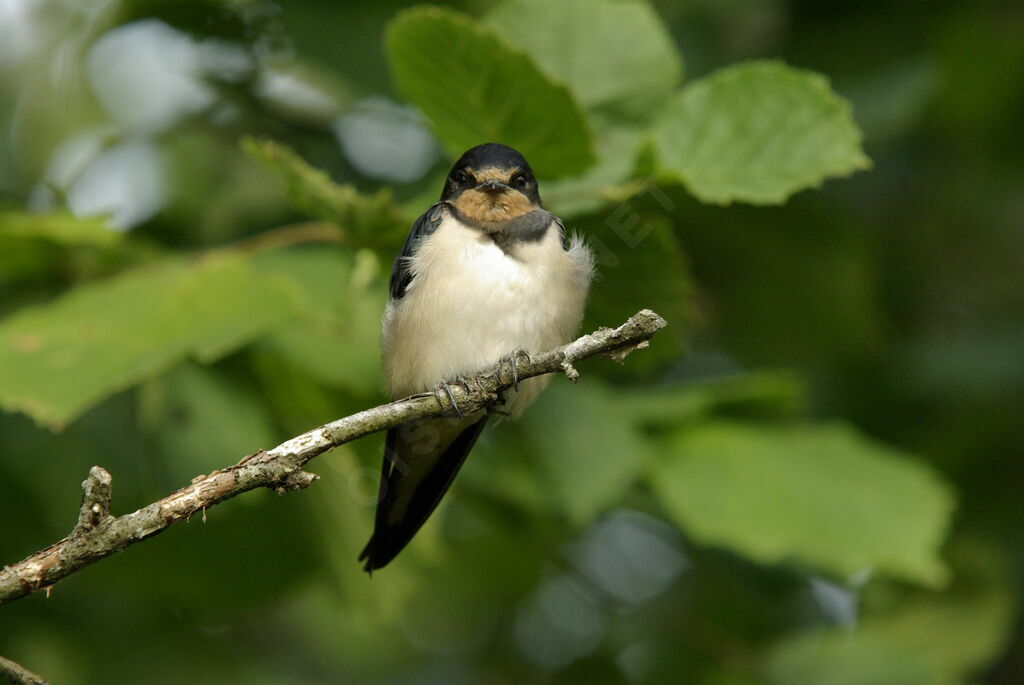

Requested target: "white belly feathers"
[{"left": 382, "top": 212, "right": 592, "bottom": 416}]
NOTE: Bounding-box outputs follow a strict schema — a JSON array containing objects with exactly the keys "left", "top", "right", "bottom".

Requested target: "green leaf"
[
  {"left": 242, "top": 137, "right": 406, "bottom": 250},
  {"left": 0, "top": 251, "right": 301, "bottom": 428},
  {"left": 254, "top": 247, "right": 386, "bottom": 395},
  {"left": 764, "top": 632, "right": 952, "bottom": 685},
  {"left": 855, "top": 542, "right": 1015, "bottom": 678},
  {"left": 519, "top": 381, "right": 651, "bottom": 523},
  {"left": 764, "top": 543, "right": 1013, "bottom": 685},
  {"left": 0, "top": 211, "right": 120, "bottom": 247},
  {"left": 543, "top": 128, "right": 648, "bottom": 218},
  {"left": 655, "top": 61, "right": 870, "bottom": 204},
  {"left": 649, "top": 421, "right": 954, "bottom": 586},
  {"left": 484, "top": 0, "right": 682, "bottom": 122},
  {"left": 0, "top": 212, "right": 122, "bottom": 281},
  {"left": 386, "top": 7, "right": 595, "bottom": 177}
]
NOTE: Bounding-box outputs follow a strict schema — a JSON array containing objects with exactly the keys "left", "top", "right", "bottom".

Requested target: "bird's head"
[{"left": 441, "top": 143, "right": 541, "bottom": 225}]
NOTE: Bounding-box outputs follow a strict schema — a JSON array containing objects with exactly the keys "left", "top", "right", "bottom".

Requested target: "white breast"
[{"left": 382, "top": 211, "right": 592, "bottom": 415}]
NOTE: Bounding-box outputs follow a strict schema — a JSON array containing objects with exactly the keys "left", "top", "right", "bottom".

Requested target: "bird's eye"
[
  {"left": 452, "top": 170, "right": 470, "bottom": 185},
  {"left": 511, "top": 173, "right": 529, "bottom": 188}
]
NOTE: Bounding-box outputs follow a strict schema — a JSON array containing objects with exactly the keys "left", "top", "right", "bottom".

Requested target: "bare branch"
[
  {"left": 0, "top": 654, "right": 48, "bottom": 685},
  {"left": 0, "top": 310, "right": 667, "bottom": 607}
]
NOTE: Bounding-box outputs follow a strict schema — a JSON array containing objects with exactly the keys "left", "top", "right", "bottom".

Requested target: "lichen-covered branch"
[
  {"left": 0, "top": 309, "right": 666, "bottom": 607},
  {"left": 0, "top": 654, "right": 48, "bottom": 685}
]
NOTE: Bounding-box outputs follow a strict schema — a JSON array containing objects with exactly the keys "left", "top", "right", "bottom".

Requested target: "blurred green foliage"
[{"left": 0, "top": 1, "right": 1021, "bottom": 684}]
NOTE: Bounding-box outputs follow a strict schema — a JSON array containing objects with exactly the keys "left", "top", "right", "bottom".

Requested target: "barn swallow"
[{"left": 359, "top": 143, "right": 593, "bottom": 572}]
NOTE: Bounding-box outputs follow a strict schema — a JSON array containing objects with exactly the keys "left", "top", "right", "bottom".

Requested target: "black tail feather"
[{"left": 359, "top": 417, "right": 488, "bottom": 572}]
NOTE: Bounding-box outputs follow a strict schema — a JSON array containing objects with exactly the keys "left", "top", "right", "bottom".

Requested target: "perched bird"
[{"left": 359, "top": 143, "right": 593, "bottom": 572}]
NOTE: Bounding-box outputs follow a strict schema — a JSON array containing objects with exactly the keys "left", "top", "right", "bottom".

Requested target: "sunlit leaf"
[
  {"left": 386, "top": 6, "right": 595, "bottom": 177},
  {"left": 655, "top": 61, "right": 870, "bottom": 204},
  {"left": 0, "top": 251, "right": 301, "bottom": 428},
  {"left": 649, "top": 421, "right": 954, "bottom": 586},
  {"left": 485, "top": 0, "right": 682, "bottom": 122}
]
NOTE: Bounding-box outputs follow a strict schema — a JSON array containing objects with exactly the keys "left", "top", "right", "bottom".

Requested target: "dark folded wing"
[
  {"left": 555, "top": 216, "right": 570, "bottom": 251},
  {"left": 389, "top": 203, "right": 445, "bottom": 300}
]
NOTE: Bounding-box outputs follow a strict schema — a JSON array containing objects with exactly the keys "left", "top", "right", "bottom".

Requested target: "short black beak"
[{"left": 476, "top": 180, "right": 511, "bottom": 195}]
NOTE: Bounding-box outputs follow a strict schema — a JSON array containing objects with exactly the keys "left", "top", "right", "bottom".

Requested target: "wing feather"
[{"left": 389, "top": 203, "right": 445, "bottom": 300}]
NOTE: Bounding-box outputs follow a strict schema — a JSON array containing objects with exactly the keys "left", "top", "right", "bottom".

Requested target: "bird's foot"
[
  {"left": 432, "top": 380, "right": 463, "bottom": 419},
  {"left": 497, "top": 349, "right": 532, "bottom": 392}
]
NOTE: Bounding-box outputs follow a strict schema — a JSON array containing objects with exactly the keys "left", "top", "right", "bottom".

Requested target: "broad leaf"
[
  {"left": 386, "top": 7, "right": 594, "bottom": 177},
  {"left": 655, "top": 61, "right": 870, "bottom": 204},
  {"left": 649, "top": 421, "right": 954, "bottom": 586},
  {"left": 0, "top": 251, "right": 301, "bottom": 428},
  {"left": 485, "top": 0, "right": 682, "bottom": 121}
]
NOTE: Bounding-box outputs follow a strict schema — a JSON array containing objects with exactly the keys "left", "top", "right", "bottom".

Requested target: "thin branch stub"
[{"left": 74, "top": 466, "right": 113, "bottom": 533}]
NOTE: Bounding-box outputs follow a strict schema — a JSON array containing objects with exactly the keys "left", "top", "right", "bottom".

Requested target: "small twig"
[
  {"left": 230, "top": 221, "right": 342, "bottom": 253},
  {"left": 0, "top": 310, "right": 666, "bottom": 607},
  {"left": 74, "top": 466, "right": 113, "bottom": 534},
  {"left": 0, "top": 654, "right": 48, "bottom": 685}
]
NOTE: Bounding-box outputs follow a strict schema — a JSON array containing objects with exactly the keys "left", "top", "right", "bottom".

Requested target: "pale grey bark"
[
  {"left": 0, "top": 309, "right": 666, "bottom": 607},
  {"left": 0, "top": 654, "right": 48, "bottom": 685}
]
